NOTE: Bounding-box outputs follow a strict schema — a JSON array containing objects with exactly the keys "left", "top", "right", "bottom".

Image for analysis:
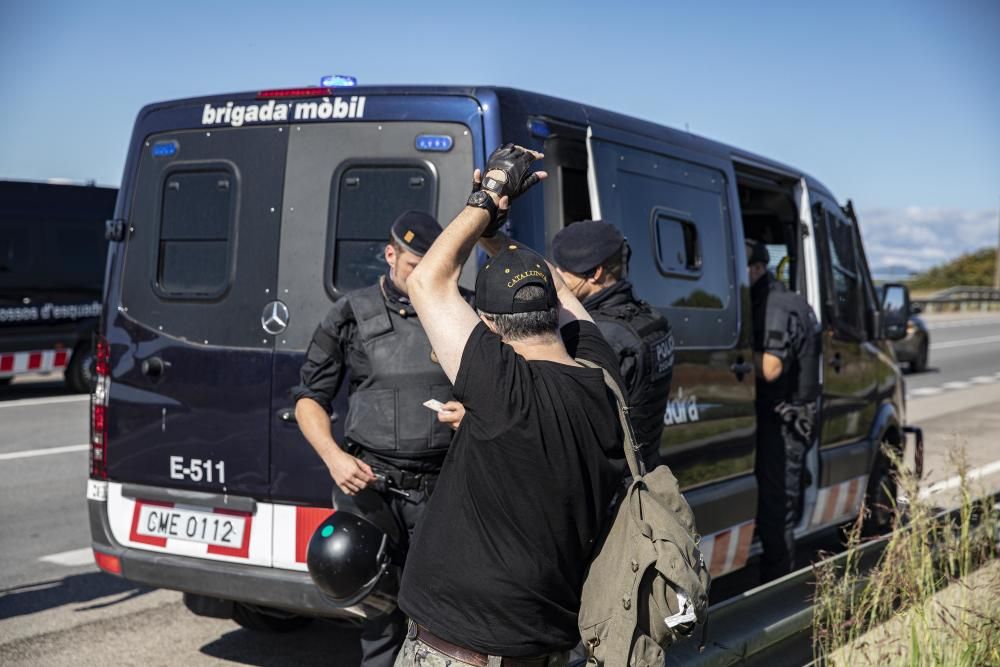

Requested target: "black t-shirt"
[{"left": 397, "top": 320, "right": 624, "bottom": 657}]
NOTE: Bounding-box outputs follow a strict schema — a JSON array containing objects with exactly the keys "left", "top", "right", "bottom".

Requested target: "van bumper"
[{"left": 87, "top": 498, "right": 395, "bottom": 620}]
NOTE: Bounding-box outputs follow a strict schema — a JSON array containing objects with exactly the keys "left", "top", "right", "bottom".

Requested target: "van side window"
[
  {"left": 0, "top": 222, "right": 33, "bottom": 281},
  {"left": 157, "top": 169, "right": 235, "bottom": 296},
  {"left": 823, "top": 210, "right": 864, "bottom": 337},
  {"left": 328, "top": 164, "right": 435, "bottom": 293},
  {"left": 48, "top": 219, "right": 107, "bottom": 290}
]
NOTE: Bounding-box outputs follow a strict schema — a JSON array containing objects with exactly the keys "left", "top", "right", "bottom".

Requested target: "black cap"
[
  {"left": 745, "top": 239, "right": 770, "bottom": 266},
  {"left": 551, "top": 220, "right": 625, "bottom": 274},
  {"left": 390, "top": 210, "right": 441, "bottom": 256},
  {"left": 475, "top": 245, "right": 558, "bottom": 314}
]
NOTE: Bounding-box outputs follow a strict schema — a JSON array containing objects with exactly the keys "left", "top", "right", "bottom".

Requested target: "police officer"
[
  {"left": 292, "top": 210, "right": 463, "bottom": 667},
  {"left": 747, "top": 239, "right": 820, "bottom": 583},
  {"left": 551, "top": 220, "right": 675, "bottom": 472}
]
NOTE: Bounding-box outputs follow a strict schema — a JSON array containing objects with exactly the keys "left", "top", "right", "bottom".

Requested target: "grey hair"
[{"left": 477, "top": 285, "right": 559, "bottom": 341}]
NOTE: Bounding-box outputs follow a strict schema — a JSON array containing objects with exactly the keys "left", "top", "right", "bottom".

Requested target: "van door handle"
[
  {"left": 730, "top": 359, "right": 753, "bottom": 381},
  {"left": 829, "top": 353, "right": 844, "bottom": 373},
  {"left": 141, "top": 356, "right": 165, "bottom": 378}
]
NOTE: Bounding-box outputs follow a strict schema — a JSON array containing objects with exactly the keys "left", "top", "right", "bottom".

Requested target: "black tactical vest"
[
  {"left": 342, "top": 283, "right": 454, "bottom": 458},
  {"left": 591, "top": 296, "right": 674, "bottom": 450},
  {"left": 761, "top": 283, "right": 821, "bottom": 405}
]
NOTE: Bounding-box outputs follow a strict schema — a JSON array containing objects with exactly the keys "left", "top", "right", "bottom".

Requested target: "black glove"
[{"left": 480, "top": 143, "right": 542, "bottom": 202}]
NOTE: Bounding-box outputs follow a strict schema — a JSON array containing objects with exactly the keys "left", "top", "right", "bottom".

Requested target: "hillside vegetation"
[{"left": 908, "top": 247, "right": 997, "bottom": 290}]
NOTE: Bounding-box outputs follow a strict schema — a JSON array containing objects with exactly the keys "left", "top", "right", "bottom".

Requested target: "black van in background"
[
  {"left": 86, "top": 85, "right": 918, "bottom": 631},
  {"left": 1, "top": 180, "right": 116, "bottom": 392}
]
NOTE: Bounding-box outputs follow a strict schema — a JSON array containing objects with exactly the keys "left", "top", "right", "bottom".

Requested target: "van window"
[
  {"left": 824, "top": 210, "right": 864, "bottom": 336},
  {"left": 329, "top": 163, "right": 435, "bottom": 292},
  {"left": 157, "top": 169, "right": 235, "bottom": 296},
  {"left": 47, "top": 219, "right": 107, "bottom": 290},
  {"left": 619, "top": 173, "right": 733, "bottom": 314},
  {"left": 0, "top": 222, "right": 34, "bottom": 282}
]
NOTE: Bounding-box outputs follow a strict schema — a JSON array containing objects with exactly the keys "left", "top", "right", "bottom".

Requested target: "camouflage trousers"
[{"left": 393, "top": 625, "right": 568, "bottom": 667}]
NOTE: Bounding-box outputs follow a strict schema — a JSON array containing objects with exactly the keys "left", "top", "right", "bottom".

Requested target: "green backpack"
[{"left": 577, "top": 360, "right": 712, "bottom": 667}]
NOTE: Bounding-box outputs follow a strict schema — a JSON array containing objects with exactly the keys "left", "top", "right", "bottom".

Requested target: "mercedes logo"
[{"left": 261, "top": 300, "right": 289, "bottom": 335}]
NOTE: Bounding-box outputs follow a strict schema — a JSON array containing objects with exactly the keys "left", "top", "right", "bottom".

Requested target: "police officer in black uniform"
[
  {"left": 747, "top": 239, "right": 821, "bottom": 583},
  {"left": 551, "top": 220, "right": 675, "bottom": 472},
  {"left": 292, "top": 210, "right": 463, "bottom": 667}
]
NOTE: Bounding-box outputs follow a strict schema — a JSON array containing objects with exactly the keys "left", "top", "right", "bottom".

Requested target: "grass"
[{"left": 811, "top": 448, "right": 1000, "bottom": 666}]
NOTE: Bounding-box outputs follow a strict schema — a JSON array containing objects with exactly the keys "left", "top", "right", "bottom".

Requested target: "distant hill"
[{"left": 908, "top": 248, "right": 997, "bottom": 290}]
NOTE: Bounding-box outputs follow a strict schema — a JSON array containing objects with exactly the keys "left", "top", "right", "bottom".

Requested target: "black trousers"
[
  {"left": 754, "top": 407, "right": 809, "bottom": 583},
  {"left": 359, "top": 481, "right": 433, "bottom": 667}
]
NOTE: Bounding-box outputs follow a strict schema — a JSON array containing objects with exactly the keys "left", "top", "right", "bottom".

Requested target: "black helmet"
[{"left": 307, "top": 488, "right": 402, "bottom": 607}]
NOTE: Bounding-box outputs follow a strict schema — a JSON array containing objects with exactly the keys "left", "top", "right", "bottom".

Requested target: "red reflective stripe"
[
  {"left": 733, "top": 521, "right": 755, "bottom": 570},
  {"left": 207, "top": 508, "right": 254, "bottom": 559},
  {"left": 129, "top": 499, "right": 172, "bottom": 547},
  {"left": 27, "top": 352, "right": 43, "bottom": 370},
  {"left": 53, "top": 350, "right": 69, "bottom": 367},
  {"left": 94, "top": 551, "right": 122, "bottom": 575},
  {"left": 0, "top": 355, "right": 12, "bottom": 372},
  {"left": 296, "top": 507, "right": 335, "bottom": 563},
  {"left": 708, "top": 529, "right": 732, "bottom": 576},
  {"left": 822, "top": 484, "right": 841, "bottom": 525}
]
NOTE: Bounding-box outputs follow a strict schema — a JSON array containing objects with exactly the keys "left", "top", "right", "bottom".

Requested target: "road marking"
[
  {"left": 941, "top": 381, "right": 971, "bottom": 390},
  {"left": 0, "top": 395, "right": 89, "bottom": 409},
  {"left": 970, "top": 376, "right": 997, "bottom": 384},
  {"left": 39, "top": 547, "right": 94, "bottom": 567},
  {"left": 920, "top": 459, "right": 1000, "bottom": 498},
  {"left": 909, "top": 387, "right": 943, "bottom": 397},
  {"left": 0, "top": 444, "right": 89, "bottom": 461},
  {"left": 931, "top": 334, "right": 1000, "bottom": 350},
  {"left": 926, "top": 318, "right": 1000, "bottom": 330}
]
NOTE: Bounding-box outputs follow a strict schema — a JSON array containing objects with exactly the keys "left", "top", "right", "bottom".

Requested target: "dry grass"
[{"left": 812, "top": 448, "right": 1000, "bottom": 666}]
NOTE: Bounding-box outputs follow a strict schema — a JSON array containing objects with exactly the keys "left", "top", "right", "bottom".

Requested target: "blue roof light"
[
  {"left": 320, "top": 74, "right": 357, "bottom": 87},
  {"left": 152, "top": 140, "right": 178, "bottom": 158},
  {"left": 415, "top": 134, "right": 453, "bottom": 152},
  {"left": 527, "top": 118, "right": 551, "bottom": 139}
]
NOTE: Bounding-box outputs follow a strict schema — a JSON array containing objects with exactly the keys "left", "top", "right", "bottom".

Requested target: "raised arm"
[{"left": 408, "top": 144, "right": 547, "bottom": 383}]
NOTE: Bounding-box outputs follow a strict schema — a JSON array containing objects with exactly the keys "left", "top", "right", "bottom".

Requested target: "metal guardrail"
[
  {"left": 913, "top": 286, "right": 1000, "bottom": 313},
  {"left": 664, "top": 490, "right": 1000, "bottom": 666}
]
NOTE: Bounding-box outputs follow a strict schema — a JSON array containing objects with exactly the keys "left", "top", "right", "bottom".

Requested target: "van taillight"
[{"left": 90, "top": 337, "right": 110, "bottom": 479}]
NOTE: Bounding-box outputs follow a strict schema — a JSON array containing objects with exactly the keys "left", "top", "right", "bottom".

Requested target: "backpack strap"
[{"left": 576, "top": 358, "right": 645, "bottom": 478}]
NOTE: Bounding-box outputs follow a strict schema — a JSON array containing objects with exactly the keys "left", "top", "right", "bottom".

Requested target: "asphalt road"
[{"left": 2, "top": 312, "right": 999, "bottom": 666}]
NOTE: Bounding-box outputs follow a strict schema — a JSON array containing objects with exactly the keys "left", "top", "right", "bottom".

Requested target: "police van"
[
  {"left": 1, "top": 180, "right": 116, "bottom": 392},
  {"left": 87, "top": 83, "right": 919, "bottom": 630}
]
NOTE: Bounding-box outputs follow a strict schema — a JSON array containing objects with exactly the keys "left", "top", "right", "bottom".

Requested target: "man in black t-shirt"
[{"left": 394, "top": 145, "right": 624, "bottom": 665}]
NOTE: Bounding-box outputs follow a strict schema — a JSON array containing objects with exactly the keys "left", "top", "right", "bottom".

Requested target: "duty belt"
[{"left": 408, "top": 623, "right": 553, "bottom": 667}]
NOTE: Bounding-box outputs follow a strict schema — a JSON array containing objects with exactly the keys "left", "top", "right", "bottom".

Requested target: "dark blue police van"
[
  {"left": 87, "top": 84, "right": 917, "bottom": 631},
  {"left": 1, "top": 180, "right": 116, "bottom": 392}
]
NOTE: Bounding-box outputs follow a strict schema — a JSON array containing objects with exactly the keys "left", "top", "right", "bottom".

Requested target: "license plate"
[{"left": 135, "top": 505, "right": 246, "bottom": 548}]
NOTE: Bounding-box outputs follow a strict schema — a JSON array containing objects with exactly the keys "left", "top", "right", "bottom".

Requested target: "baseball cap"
[
  {"left": 390, "top": 210, "right": 441, "bottom": 256},
  {"left": 551, "top": 220, "right": 625, "bottom": 274},
  {"left": 475, "top": 245, "right": 558, "bottom": 314},
  {"left": 745, "top": 239, "right": 770, "bottom": 266}
]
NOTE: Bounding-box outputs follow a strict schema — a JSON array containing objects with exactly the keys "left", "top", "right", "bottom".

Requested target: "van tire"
[
  {"left": 65, "top": 344, "right": 95, "bottom": 394},
  {"left": 909, "top": 340, "right": 929, "bottom": 373},
  {"left": 861, "top": 449, "right": 899, "bottom": 537},
  {"left": 0, "top": 377, "right": 11, "bottom": 387},
  {"left": 232, "top": 603, "right": 313, "bottom": 633}
]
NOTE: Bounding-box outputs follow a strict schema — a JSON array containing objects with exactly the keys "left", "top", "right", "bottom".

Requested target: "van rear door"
[
  {"left": 586, "top": 124, "right": 758, "bottom": 576},
  {"left": 267, "top": 101, "right": 482, "bottom": 507},
  {"left": 109, "top": 121, "right": 288, "bottom": 500}
]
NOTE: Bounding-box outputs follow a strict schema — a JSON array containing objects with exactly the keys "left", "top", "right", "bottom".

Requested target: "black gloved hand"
[{"left": 480, "top": 143, "right": 543, "bottom": 202}]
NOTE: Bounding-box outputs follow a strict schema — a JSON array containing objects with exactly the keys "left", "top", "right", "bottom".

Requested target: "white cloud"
[{"left": 857, "top": 207, "right": 998, "bottom": 273}]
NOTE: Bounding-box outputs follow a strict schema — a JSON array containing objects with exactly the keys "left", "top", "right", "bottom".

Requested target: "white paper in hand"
[{"left": 423, "top": 399, "right": 446, "bottom": 413}]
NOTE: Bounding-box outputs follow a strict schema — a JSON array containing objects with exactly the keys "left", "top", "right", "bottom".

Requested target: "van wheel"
[
  {"left": 861, "top": 450, "right": 899, "bottom": 537},
  {"left": 65, "top": 344, "right": 96, "bottom": 394},
  {"left": 0, "top": 377, "right": 11, "bottom": 387},
  {"left": 232, "top": 604, "right": 313, "bottom": 633}
]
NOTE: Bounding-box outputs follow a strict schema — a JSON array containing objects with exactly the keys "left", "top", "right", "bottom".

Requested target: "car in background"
[
  {"left": 0, "top": 179, "right": 116, "bottom": 391},
  {"left": 877, "top": 286, "right": 930, "bottom": 372},
  {"left": 892, "top": 303, "right": 930, "bottom": 372}
]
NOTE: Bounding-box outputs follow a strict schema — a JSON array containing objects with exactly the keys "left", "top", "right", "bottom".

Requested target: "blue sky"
[{"left": 2, "top": 0, "right": 998, "bottom": 271}]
